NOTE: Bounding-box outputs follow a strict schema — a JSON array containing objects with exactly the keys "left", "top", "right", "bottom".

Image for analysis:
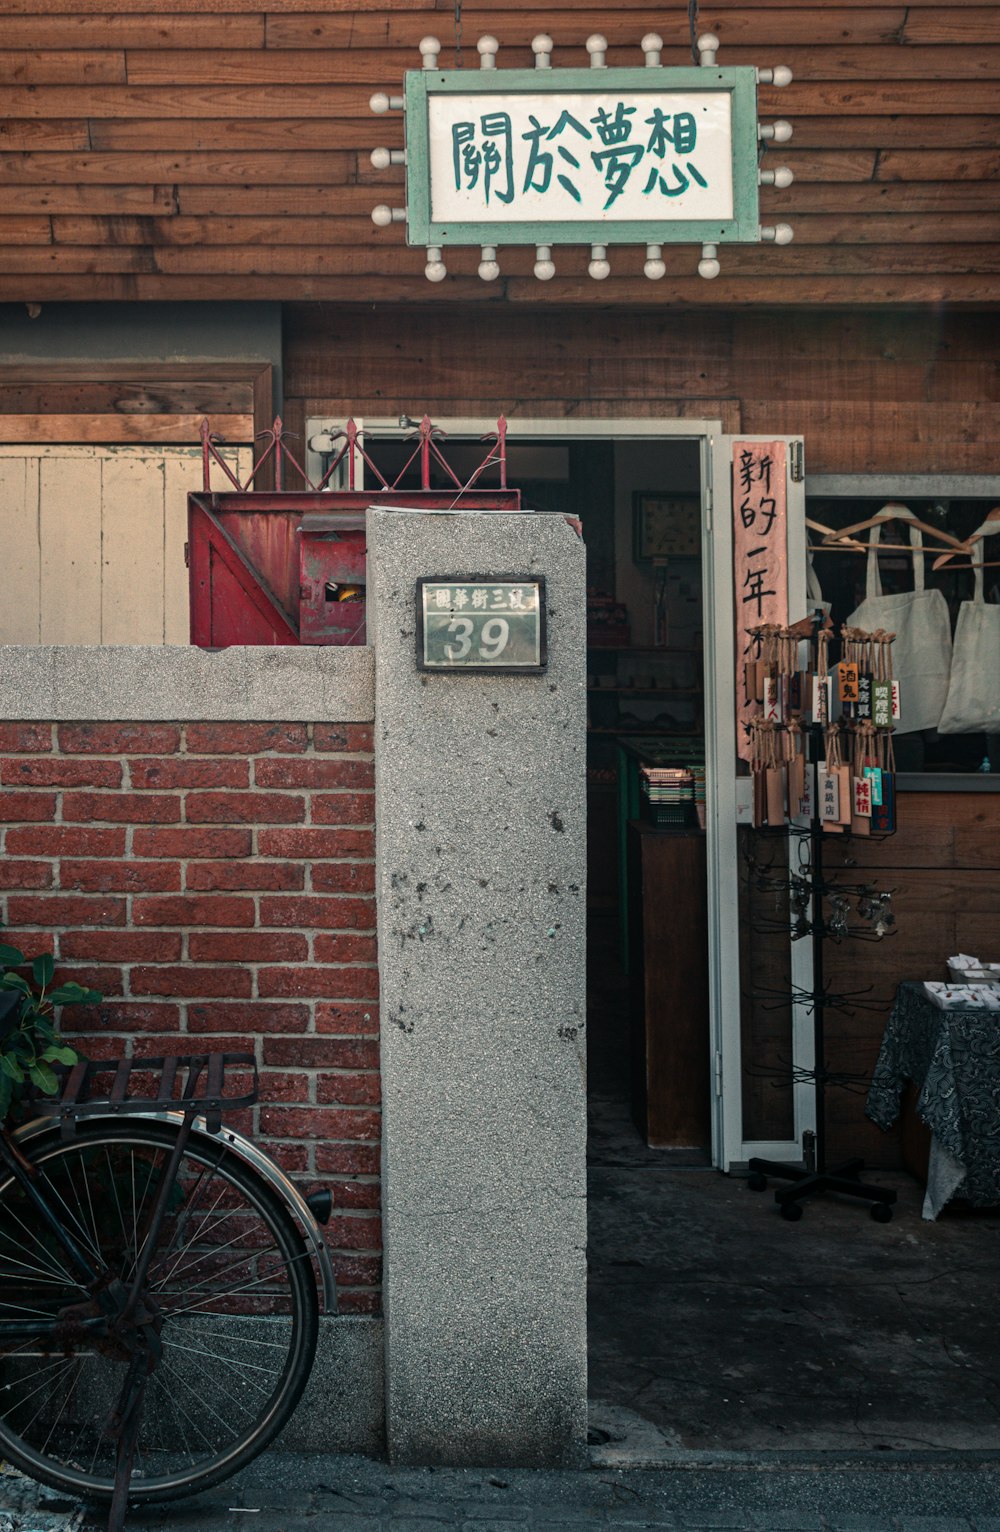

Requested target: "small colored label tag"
[
  {"left": 856, "top": 674, "right": 872, "bottom": 720},
  {"left": 853, "top": 775, "right": 873, "bottom": 818},
  {"left": 864, "top": 765, "right": 884, "bottom": 806},
  {"left": 818, "top": 765, "right": 840, "bottom": 822},
  {"left": 838, "top": 661, "right": 860, "bottom": 704}
]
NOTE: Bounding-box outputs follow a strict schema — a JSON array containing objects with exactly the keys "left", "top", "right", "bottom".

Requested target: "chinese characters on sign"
[
  {"left": 428, "top": 91, "right": 734, "bottom": 224},
  {"left": 417, "top": 579, "right": 547, "bottom": 671},
  {"left": 733, "top": 441, "right": 788, "bottom": 761}
]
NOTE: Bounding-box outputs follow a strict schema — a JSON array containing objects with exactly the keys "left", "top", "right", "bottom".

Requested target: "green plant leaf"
[
  {"left": 32, "top": 952, "right": 55, "bottom": 988},
  {"left": 41, "top": 1045, "right": 78, "bottom": 1066},
  {"left": 48, "top": 983, "right": 103, "bottom": 1005},
  {"left": 28, "top": 1062, "right": 58, "bottom": 1095},
  {"left": 1, "top": 974, "right": 31, "bottom": 996},
  {"left": 0, "top": 1054, "right": 25, "bottom": 1083},
  {"left": 0, "top": 944, "right": 25, "bottom": 968}
]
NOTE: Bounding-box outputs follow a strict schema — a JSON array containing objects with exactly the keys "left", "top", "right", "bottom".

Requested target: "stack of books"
[{"left": 640, "top": 765, "right": 696, "bottom": 828}]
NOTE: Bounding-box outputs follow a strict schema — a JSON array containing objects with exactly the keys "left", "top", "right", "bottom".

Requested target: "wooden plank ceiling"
[{"left": 0, "top": 2, "right": 998, "bottom": 304}]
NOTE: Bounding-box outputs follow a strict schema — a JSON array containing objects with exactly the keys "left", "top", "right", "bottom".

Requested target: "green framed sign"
[
  {"left": 403, "top": 65, "right": 761, "bottom": 248},
  {"left": 416, "top": 576, "right": 547, "bottom": 672}
]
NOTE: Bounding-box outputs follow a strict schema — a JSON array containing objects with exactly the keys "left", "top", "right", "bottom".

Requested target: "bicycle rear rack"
[{"left": 37, "top": 1052, "right": 259, "bottom": 1139}]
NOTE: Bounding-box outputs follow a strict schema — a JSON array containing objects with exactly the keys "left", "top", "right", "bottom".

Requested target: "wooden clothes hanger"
[
  {"left": 821, "top": 500, "right": 966, "bottom": 553},
  {"left": 805, "top": 516, "right": 867, "bottom": 554},
  {"left": 932, "top": 506, "right": 1000, "bottom": 571}
]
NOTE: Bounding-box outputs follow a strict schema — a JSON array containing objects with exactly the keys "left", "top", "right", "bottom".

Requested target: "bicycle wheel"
[{"left": 0, "top": 1118, "right": 318, "bottom": 1503}]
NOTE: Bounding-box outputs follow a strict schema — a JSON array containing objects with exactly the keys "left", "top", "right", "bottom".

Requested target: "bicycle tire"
[{"left": 0, "top": 1118, "right": 319, "bottom": 1504}]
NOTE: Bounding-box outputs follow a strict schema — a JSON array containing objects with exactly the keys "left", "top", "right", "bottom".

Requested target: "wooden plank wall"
[
  {"left": 282, "top": 306, "right": 1000, "bottom": 476},
  {"left": 0, "top": 364, "right": 270, "bottom": 447},
  {"left": 0, "top": 3, "right": 998, "bottom": 304},
  {"left": 823, "top": 793, "right": 1000, "bottom": 1168}
]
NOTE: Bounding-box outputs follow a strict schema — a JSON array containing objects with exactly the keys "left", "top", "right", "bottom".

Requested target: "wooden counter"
[{"left": 627, "top": 821, "right": 711, "bottom": 1150}]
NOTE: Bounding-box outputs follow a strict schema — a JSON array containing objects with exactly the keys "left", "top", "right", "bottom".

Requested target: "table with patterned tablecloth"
[{"left": 866, "top": 981, "right": 1000, "bottom": 1219}]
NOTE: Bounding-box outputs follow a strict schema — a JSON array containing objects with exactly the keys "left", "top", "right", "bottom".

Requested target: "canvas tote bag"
[
  {"left": 846, "top": 520, "right": 952, "bottom": 734},
  {"left": 937, "top": 537, "right": 1000, "bottom": 734}
]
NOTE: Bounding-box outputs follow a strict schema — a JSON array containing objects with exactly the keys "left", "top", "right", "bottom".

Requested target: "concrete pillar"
[{"left": 368, "top": 508, "right": 588, "bottom": 1467}]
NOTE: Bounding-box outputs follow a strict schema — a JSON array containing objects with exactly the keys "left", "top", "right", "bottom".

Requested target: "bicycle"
[{"left": 0, "top": 989, "right": 336, "bottom": 1532}]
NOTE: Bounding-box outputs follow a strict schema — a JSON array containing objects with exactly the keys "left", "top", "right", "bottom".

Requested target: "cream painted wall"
[{"left": 0, "top": 444, "right": 251, "bottom": 646}]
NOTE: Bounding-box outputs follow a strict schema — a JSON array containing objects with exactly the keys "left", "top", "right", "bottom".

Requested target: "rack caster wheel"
[
  {"left": 870, "top": 1202, "right": 893, "bottom": 1223},
  {"left": 747, "top": 1172, "right": 768, "bottom": 1192},
  {"left": 780, "top": 1200, "right": 804, "bottom": 1221}
]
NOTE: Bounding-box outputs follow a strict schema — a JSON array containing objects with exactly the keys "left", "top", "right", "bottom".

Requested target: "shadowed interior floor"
[{"left": 586, "top": 914, "right": 1000, "bottom": 1455}]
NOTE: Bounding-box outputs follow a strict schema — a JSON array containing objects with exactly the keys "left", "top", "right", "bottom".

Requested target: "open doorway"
[{"left": 331, "top": 423, "right": 715, "bottom": 1163}]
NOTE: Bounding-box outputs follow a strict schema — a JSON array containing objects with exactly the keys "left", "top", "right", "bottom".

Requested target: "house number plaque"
[{"left": 416, "top": 576, "right": 547, "bottom": 672}]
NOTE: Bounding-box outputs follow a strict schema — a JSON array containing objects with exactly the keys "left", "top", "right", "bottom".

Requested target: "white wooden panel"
[
  {"left": 39, "top": 453, "right": 101, "bottom": 645},
  {"left": 1, "top": 445, "right": 258, "bottom": 649},
  {"left": 100, "top": 453, "right": 166, "bottom": 645},
  {"left": 0, "top": 456, "right": 41, "bottom": 644},
  {"left": 162, "top": 451, "right": 194, "bottom": 647}
]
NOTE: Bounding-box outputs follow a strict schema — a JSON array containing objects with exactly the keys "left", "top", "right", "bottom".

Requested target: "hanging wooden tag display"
[
  {"left": 850, "top": 723, "right": 872, "bottom": 837},
  {"left": 856, "top": 629, "right": 874, "bottom": 721},
  {"left": 871, "top": 728, "right": 897, "bottom": 834},
  {"left": 818, "top": 722, "right": 840, "bottom": 828},
  {"left": 786, "top": 716, "right": 805, "bottom": 818},
  {"left": 765, "top": 722, "right": 787, "bottom": 825},
  {"left": 743, "top": 627, "right": 763, "bottom": 709}
]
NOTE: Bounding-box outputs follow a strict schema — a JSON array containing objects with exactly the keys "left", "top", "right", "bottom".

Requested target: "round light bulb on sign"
[
  {"left": 534, "top": 245, "right": 556, "bottom": 281},
  {"left": 425, "top": 247, "right": 447, "bottom": 282},
  {"left": 478, "top": 247, "right": 501, "bottom": 281},
  {"left": 644, "top": 244, "right": 665, "bottom": 280},
  {"left": 589, "top": 246, "right": 611, "bottom": 280}
]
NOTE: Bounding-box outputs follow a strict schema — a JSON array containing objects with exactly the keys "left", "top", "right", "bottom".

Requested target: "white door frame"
[
  {"left": 705, "top": 431, "right": 813, "bottom": 1171},
  {"left": 312, "top": 412, "right": 813, "bottom": 1170}
]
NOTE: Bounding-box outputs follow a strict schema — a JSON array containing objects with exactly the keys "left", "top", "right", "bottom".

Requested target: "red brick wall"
[{"left": 0, "top": 720, "right": 381, "bottom": 1314}]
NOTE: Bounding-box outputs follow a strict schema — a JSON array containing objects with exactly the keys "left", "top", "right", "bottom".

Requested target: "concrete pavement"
[{"left": 6, "top": 1450, "right": 1000, "bottom": 1532}]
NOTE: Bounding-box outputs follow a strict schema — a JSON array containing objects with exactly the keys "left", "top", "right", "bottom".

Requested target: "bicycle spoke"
[
  {"left": 0, "top": 1203, "right": 88, "bottom": 1291},
  {"left": 176, "top": 1326, "right": 291, "bottom": 1350},
  {"left": 34, "top": 1163, "right": 104, "bottom": 1267},
  {"left": 153, "top": 1218, "right": 279, "bottom": 1291},
  {"left": 125, "top": 1151, "right": 165, "bottom": 1283},
  {"left": 4, "top": 1355, "right": 79, "bottom": 1426},
  {"left": 141, "top": 1149, "right": 226, "bottom": 1284},
  {"left": 147, "top": 1368, "right": 198, "bottom": 1471},
  {"left": 163, "top": 1261, "right": 301, "bottom": 1319},
  {"left": 104, "top": 1144, "right": 132, "bottom": 1263},
  {"left": 160, "top": 1337, "right": 278, "bottom": 1395},
  {"left": 38, "top": 1355, "right": 86, "bottom": 1459},
  {"left": 147, "top": 1176, "right": 231, "bottom": 1290},
  {"left": 157, "top": 1355, "right": 248, "bottom": 1441}
]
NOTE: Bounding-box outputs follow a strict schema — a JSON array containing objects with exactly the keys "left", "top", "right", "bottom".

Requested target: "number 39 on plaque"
[{"left": 417, "top": 578, "right": 548, "bottom": 673}]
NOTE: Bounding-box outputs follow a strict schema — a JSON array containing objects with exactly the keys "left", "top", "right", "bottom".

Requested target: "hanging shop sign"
[
  {"left": 370, "top": 33, "right": 793, "bottom": 284},
  {"left": 734, "top": 441, "right": 788, "bottom": 760},
  {"left": 416, "top": 577, "right": 547, "bottom": 672}
]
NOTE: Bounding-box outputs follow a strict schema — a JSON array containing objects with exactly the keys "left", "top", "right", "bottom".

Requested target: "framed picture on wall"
[{"left": 633, "top": 492, "right": 701, "bottom": 561}]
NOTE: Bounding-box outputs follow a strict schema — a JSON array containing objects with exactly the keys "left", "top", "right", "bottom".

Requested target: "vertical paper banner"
[{"left": 734, "top": 441, "right": 788, "bottom": 762}]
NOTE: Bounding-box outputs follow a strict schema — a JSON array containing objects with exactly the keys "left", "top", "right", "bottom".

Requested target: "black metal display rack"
[{"left": 744, "top": 726, "right": 898, "bottom": 1222}]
